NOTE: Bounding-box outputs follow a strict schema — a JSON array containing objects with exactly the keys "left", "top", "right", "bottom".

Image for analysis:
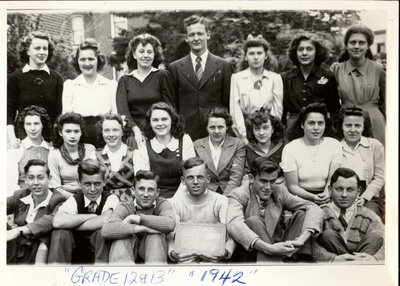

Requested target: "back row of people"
[
  {"left": 7, "top": 15, "right": 386, "bottom": 152},
  {"left": 7, "top": 157, "right": 384, "bottom": 264}
]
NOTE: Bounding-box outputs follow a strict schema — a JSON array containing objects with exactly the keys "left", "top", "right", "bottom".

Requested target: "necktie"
[
  {"left": 195, "top": 56, "right": 203, "bottom": 82},
  {"left": 88, "top": 201, "right": 98, "bottom": 214},
  {"left": 338, "top": 208, "right": 348, "bottom": 230},
  {"left": 352, "top": 68, "right": 362, "bottom": 77}
]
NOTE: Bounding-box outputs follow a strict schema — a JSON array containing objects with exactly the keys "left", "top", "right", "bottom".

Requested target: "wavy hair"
[
  {"left": 183, "top": 15, "right": 210, "bottom": 33},
  {"left": 142, "top": 102, "right": 185, "bottom": 140},
  {"left": 287, "top": 33, "right": 329, "bottom": 66},
  {"left": 16, "top": 105, "right": 52, "bottom": 142},
  {"left": 72, "top": 38, "right": 106, "bottom": 73},
  {"left": 53, "top": 112, "right": 86, "bottom": 148},
  {"left": 245, "top": 108, "right": 284, "bottom": 144},
  {"left": 338, "top": 24, "right": 374, "bottom": 62},
  {"left": 334, "top": 105, "right": 373, "bottom": 140},
  {"left": 126, "top": 33, "right": 164, "bottom": 71},
  {"left": 204, "top": 107, "right": 233, "bottom": 134},
  {"left": 19, "top": 31, "right": 54, "bottom": 64}
]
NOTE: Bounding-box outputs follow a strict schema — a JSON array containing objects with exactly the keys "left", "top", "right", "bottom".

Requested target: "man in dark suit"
[{"left": 168, "top": 14, "right": 233, "bottom": 140}]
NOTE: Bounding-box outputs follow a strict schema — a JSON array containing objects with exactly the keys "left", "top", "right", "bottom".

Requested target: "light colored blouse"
[
  {"left": 133, "top": 134, "right": 195, "bottom": 174},
  {"left": 230, "top": 68, "right": 283, "bottom": 139},
  {"left": 281, "top": 137, "right": 342, "bottom": 191},
  {"left": 62, "top": 74, "right": 117, "bottom": 116}
]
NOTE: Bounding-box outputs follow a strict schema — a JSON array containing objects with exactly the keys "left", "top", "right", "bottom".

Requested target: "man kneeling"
[
  {"left": 227, "top": 157, "right": 323, "bottom": 263},
  {"left": 48, "top": 159, "right": 119, "bottom": 264},
  {"left": 313, "top": 167, "right": 384, "bottom": 262},
  {"left": 102, "top": 171, "right": 176, "bottom": 264}
]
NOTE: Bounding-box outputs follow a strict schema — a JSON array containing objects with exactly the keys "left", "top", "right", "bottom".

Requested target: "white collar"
[
  {"left": 84, "top": 194, "right": 103, "bottom": 207},
  {"left": 22, "top": 64, "right": 50, "bottom": 75},
  {"left": 134, "top": 198, "right": 157, "bottom": 210},
  {"left": 128, "top": 67, "right": 158, "bottom": 78},
  {"left": 20, "top": 190, "right": 52, "bottom": 210},
  {"left": 240, "top": 68, "right": 271, "bottom": 80},
  {"left": 208, "top": 137, "right": 225, "bottom": 150},
  {"left": 341, "top": 136, "right": 370, "bottom": 152},
  {"left": 21, "top": 137, "right": 51, "bottom": 150},
  {"left": 74, "top": 73, "right": 109, "bottom": 86},
  {"left": 330, "top": 201, "right": 357, "bottom": 220},
  {"left": 101, "top": 143, "right": 127, "bottom": 156},
  {"left": 190, "top": 50, "right": 208, "bottom": 65},
  {"left": 150, "top": 136, "right": 179, "bottom": 153}
]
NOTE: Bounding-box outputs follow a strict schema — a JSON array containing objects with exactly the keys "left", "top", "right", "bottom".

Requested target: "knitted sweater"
[
  {"left": 312, "top": 204, "right": 385, "bottom": 261},
  {"left": 101, "top": 197, "right": 176, "bottom": 240}
]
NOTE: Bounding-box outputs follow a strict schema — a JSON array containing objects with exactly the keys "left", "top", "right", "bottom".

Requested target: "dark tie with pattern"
[
  {"left": 88, "top": 201, "right": 98, "bottom": 214},
  {"left": 195, "top": 56, "right": 203, "bottom": 82},
  {"left": 338, "top": 208, "right": 348, "bottom": 230}
]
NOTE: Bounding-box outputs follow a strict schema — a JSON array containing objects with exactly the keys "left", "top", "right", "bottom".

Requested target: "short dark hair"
[
  {"left": 334, "top": 105, "right": 373, "bottom": 140},
  {"left": 72, "top": 38, "right": 106, "bottom": 73},
  {"left": 245, "top": 109, "right": 284, "bottom": 144},
  {"left": 181, "top": 157, "right": 208, "bottom": 175},
  {"left": 250, "top": 157, "right": 280, "bottom": 177},
  {"left": 204, "top": 107, "right": 233, "bottom": 132},
  {"left": 126, "top": 33, "right": 164, "bottom": 71},
  {"left": 339, "top": 24, "right": 374, "bottom": 62},
  {"left": 78, "top": 159, "right": 106, "bottom": 181},
  {"left": 183, "top": 15, "right": 210, "bottom": 33},
  {"left": 330, "top": 167, "right": 360, "bottom": 188},
  {"left": 287, "top": 33, "right": 329, "bottom": 66},
  {"left": 134, "top": 170, "right": 160, "bottom": 187},
  {"left": 143, "top": 102, "right": 185, "bottom": 139},
  {"left": 243, "top": 36, "right": 269, "bottom": 54},
  {"left": 24, "top": 159, "right": 50, "bottom": 177},
  {"left": 19, "top": 31, "right": 54, "bottom": 64},
  {"left": 53, "top": 112, "right": 86, "bottom": 148},
  {"left": 288, "top": 102, "right": 334, "bottom": 141},
  {"left": 16, "top": 105, "right": 52, "bottom": 142}
]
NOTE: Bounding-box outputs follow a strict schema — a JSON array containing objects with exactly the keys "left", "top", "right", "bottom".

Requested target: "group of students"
[{"left": 6, "top": 14, "right": 385, "bottom": 264}]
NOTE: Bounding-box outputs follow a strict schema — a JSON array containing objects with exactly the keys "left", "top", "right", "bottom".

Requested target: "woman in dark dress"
[
  {"left": 134, "top": 102, "right": 195, "bottom": 198},
  {"left": 281, "top": 33, "right": 340, "bottom": 140},
  {"left": 116, "top": 34, "right": 175, "bottom": 147},
  {"left": 7, "top": 31, "right": 64, "bottom": 148}
]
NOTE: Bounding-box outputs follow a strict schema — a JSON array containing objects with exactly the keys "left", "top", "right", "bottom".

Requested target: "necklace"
[{"left": 304, "top": 138, "right": 321, "bottom": 162}]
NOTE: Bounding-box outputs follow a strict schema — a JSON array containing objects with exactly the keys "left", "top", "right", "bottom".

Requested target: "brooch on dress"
[
  {"left": 254, "top": 80, "right": 262, "bottom": 90},
  {"left": 317, "top": 76, "right": 329, "bottom": 85}
]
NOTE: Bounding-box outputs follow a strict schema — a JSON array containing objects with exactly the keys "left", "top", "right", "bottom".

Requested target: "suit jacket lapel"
[
  {"left": 264, "top": 190, "right": 282, "bottom": 238},
  {"left": 180, "top": 55, "right": 198, "bottom": 88},
  {"left": 216, "top": 137, "right": 235, "bottom": 174},
  {"left": 196, "top": 138, "right": 218, "bottom": 175},
  {"left": 199, "top": 53, "right": 218, "bottom": 89}
]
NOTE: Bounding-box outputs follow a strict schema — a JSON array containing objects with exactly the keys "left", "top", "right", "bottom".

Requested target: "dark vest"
[
  {"left": 146, "top": 138, "right": 183, "bottom": 198},
  {"left": 73, "top": 191, "right": 111, "bottom": 215}
]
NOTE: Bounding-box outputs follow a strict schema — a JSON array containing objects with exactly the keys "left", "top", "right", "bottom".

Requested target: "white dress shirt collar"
[
  {"left": 22, "top": 63, "right": 50, "bottom": 75},
  {"left": 21, "top": 137, "right": 51, "bottom": 150},
  {"left": 330, "top": 201, "right": 357, "bottom": 223},
  {"left": 150, "top": 136, "right": 179, "bottom": 153},
  {"left": 128, "top": 67, "right": 158, "bottom": 82},
  {"left": 190, "top": 50, "right": 208, "bottom": 70},
  {"left": 102, "top": 143, "right": 128, "bottom": 171},
  {"left": 20, "top": 190, "right": 53, "bottom": 224},
  {"left": 84, "top": 195, "right": 103, "bottom": 208},
  {"left": 208, "top": 137, "right": 225, "bottom": 169}
]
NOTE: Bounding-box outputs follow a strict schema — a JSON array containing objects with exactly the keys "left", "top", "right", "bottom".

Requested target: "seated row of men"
[{"left": 7, "top": 157, "right": 384, "bottom": 264}]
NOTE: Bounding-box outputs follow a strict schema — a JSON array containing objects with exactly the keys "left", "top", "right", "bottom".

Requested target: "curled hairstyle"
[
  {"left": 126, "top": 33, "right": 164, "bottom": 71},
  {"left": 53, "top": 112, "right": 86, "bottom": 148},
  {"left": 72, "top": 38, "right": 106, "bottom": 73},
  {"left": 78, "top": 158, "right": 107, "bottom": 181},
  {"left": 143, "top": 102, "right": 185, "bottom": 140},
  {"left": 244, "top": 36, "right": 269, "bottom": 54},
  {"left": 183, "top": 15, "right": 210, "bottom": 33},
  {"left": 250, "top": 157, "right": 280, "bottom": 177},
  {"left": 204, "top": 107, "right": 233, "bottom": 133},
  {"left": 134, "top": 170, "right": 160, "bottom": 187},
  {"left": 16, "top": 105, "right": 52, "bottom": 142},
  {"left": 245, "top": 108, "right": 284, "bottom": 144},
  {"left": 330, "top": 167, "right": 361, "bottom": 188},
  {"left": 19, "top": 31, "right": 54, "bottom": 64},
  {"left": 334, "top": 105, "right": 373, "bottom": 140},
  {"left": 181, "top": 157, "right": 208, "bottom": 175},
  {"left": 288, "top": 102, "right": 334, "bottom": 141},
  {"left": 339, "top": 24, "right": 374, "bottom": 62},
  {"left": 24, "top": 159, "right": 50, "bottom": 177},
  {"left": 288, "top": 33, "right": 329, "bottom": 66},
  {"left": 96, "top": 113, "right": 124, "bottom": 140},
  {"left": 239, "top": 35, "right": 279, "bottom": 71}
]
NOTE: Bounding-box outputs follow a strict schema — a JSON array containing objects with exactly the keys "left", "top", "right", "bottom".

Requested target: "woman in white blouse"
[
  {"left": 230, "top": 35, "right": 283, "bottom": 144},
  {"left": 62, "top": 38, "right": 117, "bottom": 147},
  {"left": 134, "top": 102, "right": 195, "bottom": 198}
]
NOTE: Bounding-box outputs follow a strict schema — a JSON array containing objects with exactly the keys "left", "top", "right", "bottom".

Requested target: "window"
[
  {"left": 111, "top": 14, "right": 128, "bottom": 38},
  {"left": 72, "top": 15, "right": 84, "bottom": 46},
  {"left": 377, "top": 43, "right": 385, "bottom": 54}
]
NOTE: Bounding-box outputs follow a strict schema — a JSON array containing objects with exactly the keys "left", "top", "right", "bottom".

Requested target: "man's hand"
[
  {"left": 7, "top": 228, "right": 21, "bottom": 241},
  {"left": 123, "top": 214, "right": 141, "bottom": 225},
  {"left": 266, "top": 242, "right": 295, "bottom": 256},
  {"left": 353, "top": 252, "right": 378, "bottom": 261},
  {"left": 170, "top": 251, "right": 198, "bottom": 263},
  {"left": 355, "top": 197, "right": 367, "bottom": 207}
]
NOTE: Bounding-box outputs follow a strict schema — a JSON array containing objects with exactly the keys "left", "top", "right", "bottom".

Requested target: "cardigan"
[{"left": 312, "top": 204, "right": 385, "bottom": 261}]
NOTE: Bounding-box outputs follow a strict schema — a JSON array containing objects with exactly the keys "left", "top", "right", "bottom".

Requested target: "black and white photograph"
[{"left": 1, "top": 1, "right": 398, "bottom": 286}]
